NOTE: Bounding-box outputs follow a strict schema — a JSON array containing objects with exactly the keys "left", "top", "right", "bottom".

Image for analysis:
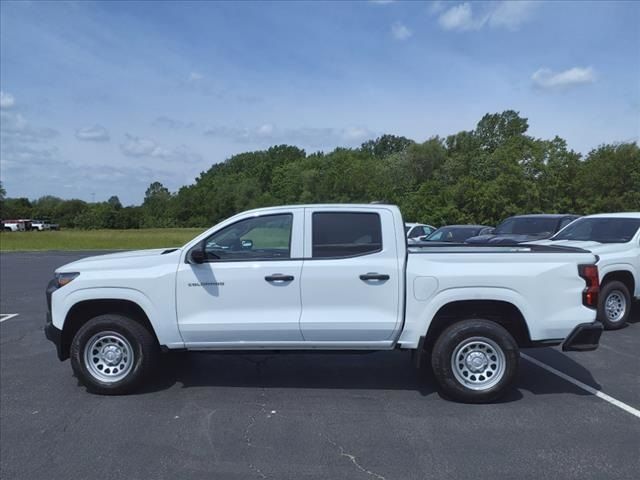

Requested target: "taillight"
[{"left": 578, "top": 264, "right": 599, "bottom": 308}]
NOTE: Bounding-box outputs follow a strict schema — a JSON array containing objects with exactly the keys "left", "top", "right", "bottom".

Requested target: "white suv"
[
  {"left": 405, "top": 223, "right": 435, "bottom": 243},
  {"left": 532, "top": 213, "right": 640, "bottom": 329}
]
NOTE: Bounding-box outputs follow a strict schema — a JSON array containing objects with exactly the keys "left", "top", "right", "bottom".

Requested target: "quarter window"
[
  {"left": 204, "top": 214, "right": 292, "bottom": 261},
  {"left": 312, "top": 212, "right": 382, "bottom": 258}
]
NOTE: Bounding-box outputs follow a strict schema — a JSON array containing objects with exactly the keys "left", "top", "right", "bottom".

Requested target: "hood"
[
  {"left": 465, "top": 233, "right": 551, "bottom": 244},
  {"left": 56, "top": 248, "right": 181, "bottom": 273},
  {"left": 526, "top": 239, "right": 630, "bottom": 255}
]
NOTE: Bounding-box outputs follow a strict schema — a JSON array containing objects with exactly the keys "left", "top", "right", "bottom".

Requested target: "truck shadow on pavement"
[{"left": 137, "top": 347, "right": 602, "bottom": 403}]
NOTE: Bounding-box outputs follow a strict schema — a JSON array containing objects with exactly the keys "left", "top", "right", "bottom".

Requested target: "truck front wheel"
[
  {"left": 431, "top": 319, "right": 519, "bottom": 403},
  {"left": 70, "top": 314, "right": 158, "bottom": 395}
]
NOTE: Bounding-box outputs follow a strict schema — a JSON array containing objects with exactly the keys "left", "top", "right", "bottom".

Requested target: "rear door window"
[{"left": 312, "top": 212, "right": 382, "bottom": 258}]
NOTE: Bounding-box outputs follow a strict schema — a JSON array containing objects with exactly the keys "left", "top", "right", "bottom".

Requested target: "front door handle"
[
  {"left": 265, "top": 274, "right": 294, "bottom": 282},
  {"left": 359, "top": 273, "right": 390, "bottom": 281}
]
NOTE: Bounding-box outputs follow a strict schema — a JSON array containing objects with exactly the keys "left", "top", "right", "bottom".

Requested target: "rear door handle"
[
  {"left": 265, "top": 274, "right": 294, "bottom": 282},
  {"left": 359, "top": 273, "right": 390, "bottom": 281}
]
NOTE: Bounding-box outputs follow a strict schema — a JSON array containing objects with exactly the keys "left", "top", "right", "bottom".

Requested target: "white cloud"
[
  {"left": 153, "top": 116, "right": 195, "bottom": 129},
  {"left": 342, "top": 127, "right": 371, "bottom": 141},
  {"left": 120, "top": 134, "right": 161, "bottom": 157},
  {"left": 0, "top": 111, "right": 58, "bottom": 142},
  {"left": 75, "top": 124, "right": 110, "bottom": 142},
  {"left": 489, "top": 1, "right": 537, "bottom": 30},
  {"left": 204, "top": 124, "right": 375, "bottom": 148},
  {"left": 438, "top": 3, "right": 479, "bottom": 31},
  {"left": 188, "top": 71, "right": 204, "bottom": 82},
  {"left": 532, "top": 67, "right": 596, "bottom": 90},
  {"left": 391, "top": 21, "right": 412, "bottom": 40},
  {"left": 438, "top": 1, "right": 536, "bottom": 32},
  {"left": 120, "top": 134, "right": 202, "bottom": 163},
  {"left": 1, "top": 109, "right": 60, "bottom": 193},
  {"left": 428, "top": 1, "right": 446, "bottom": 15},
  {"left": 256, "top": 123, "right": 275, "bottom": 136},
  {"left": 0, "top": 91, "right": 15, "bottom": 109}
]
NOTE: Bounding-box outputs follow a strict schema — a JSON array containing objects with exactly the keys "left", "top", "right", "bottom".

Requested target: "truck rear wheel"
[
  {"left": 598, "top": 281, "right": 631, "bottom": 330},
  {"left": 431, "top": 319, "right": 519, "bottom": 403},
  {"left": 70, "top": 314, "right": 158, "bottom": 395}
]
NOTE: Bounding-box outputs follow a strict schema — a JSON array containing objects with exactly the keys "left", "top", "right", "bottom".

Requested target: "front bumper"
[
  {"left": 562, "top": 321, "right": 603, "bottom": 352},
  {"left": 45, "top": 278, "right": 67, "bottom": 361},
  {"left": 44, "top": 312, "right": 66, "bottom": 360}
]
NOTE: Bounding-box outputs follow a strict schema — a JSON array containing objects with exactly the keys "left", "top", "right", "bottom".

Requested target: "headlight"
[{"left": 55, "top": 272, "right": 80, "bottom": 287}]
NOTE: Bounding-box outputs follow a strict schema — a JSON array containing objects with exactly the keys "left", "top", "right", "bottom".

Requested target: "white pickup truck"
[
  {"left": 531, "top": 213, "right": 640, "bottom": 330},
  {"left": 45, "top": 204, "right": 603, "bottom": 402},
  {"left": 31, "top": 220, "right": 51, "bottom": 231}
]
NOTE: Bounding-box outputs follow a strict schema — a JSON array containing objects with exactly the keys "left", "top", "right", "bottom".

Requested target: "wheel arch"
[
  {"left": 424, "top": 300, "right": 532, "bottom": 350},
  {"left": 60, "top": 299, "right": 159, "bottom": 361},
  {"left": 601, "top": 270, "right": 635, "bottom": 296}
]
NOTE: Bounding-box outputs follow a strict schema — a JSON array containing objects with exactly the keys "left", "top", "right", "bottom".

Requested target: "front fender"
[{"left": 52, "top": 286, "right": 185, "bottom": 348}]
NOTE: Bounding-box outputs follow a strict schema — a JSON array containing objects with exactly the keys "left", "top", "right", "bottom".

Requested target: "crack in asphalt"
[
  {"left": 323, "top": 434, "right": 386, "bottom": 480},
  {"left": 204, "top": 408, "right": 217, "bottom": 451},
  {"left": 242, "top": 357, "right": 274, "bottom": 478},
  {"left": 244, "top": 389, "right": 268, "bottom": 447}
]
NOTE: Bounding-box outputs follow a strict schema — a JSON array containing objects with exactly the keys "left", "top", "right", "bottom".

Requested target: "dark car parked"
[
  {"left": 423, "top": 225, "right": 493, "bottom": 243},
  {"left": 465, "top": 214, "right": 579, "bottom": 245}
]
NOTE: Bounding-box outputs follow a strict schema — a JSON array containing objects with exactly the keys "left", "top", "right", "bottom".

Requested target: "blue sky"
[{"left": 1, "top": 0, "right": 639, "bottom": 205}]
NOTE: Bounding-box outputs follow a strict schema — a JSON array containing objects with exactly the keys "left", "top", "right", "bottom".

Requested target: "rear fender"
[{"left": 399, "top": 287, "right": 531, "bottom": 348}]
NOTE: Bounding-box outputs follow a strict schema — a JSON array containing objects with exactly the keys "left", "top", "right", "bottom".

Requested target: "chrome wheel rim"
[
  {"left": 84, "top": 331, "right": 134, "bottom": 383},
  {"left": 451, "top": 337, "right": 506, "bottom": 391},
  {"left": 605, "top": 291, "right": 626, "bottom": 323}
]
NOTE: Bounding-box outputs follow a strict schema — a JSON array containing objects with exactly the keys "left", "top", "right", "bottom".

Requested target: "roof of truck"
[
  {"left": 505, "top": 214, "right": 578, "bottom": 219},
  {"left": 582, "top": 212, "right": 640, "bottom": 219},
  {"left": 239, "top": 203, "right": 398, "bottom": 215},
  {"left": 434, "top": 224, "right": 491, "bottom": 229}
]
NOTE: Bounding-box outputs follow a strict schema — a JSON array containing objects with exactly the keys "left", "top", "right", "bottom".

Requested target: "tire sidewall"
[
  {"left": 70, "top": 315, "right": 151, "bottom": 394},
  {"left": 598, "top": 281, "right": 631, "bottom": 330},
  {"left": 431, "top": 319, "right": 519, "bottom": 403}
]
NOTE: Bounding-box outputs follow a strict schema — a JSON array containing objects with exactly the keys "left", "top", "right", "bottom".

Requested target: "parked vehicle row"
[
  {"left": 465, "top": 214, "right": 579, "bottom": 244},
  {"left": 423, "top": 224, "right": 492, "bottom": 243},
  {"left": 407, "top": 214, "right": 578, "bottom": 245},
  {"left": 1, "top": 219, "right": 59, "bottom": 231},
  {"left": 407, "top": 212, "right": 640, "bottom": 331},
  {"left": 46, "top": 203, "right": 604, "bottom": 403}
]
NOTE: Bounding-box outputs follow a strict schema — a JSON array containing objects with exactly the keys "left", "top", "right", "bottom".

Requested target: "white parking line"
[
  {"left": 0, "top": 314, "right": 20, "bottom": 323},
  {"left": 521, "top": 352, "right": 640, "bottom": 419}
]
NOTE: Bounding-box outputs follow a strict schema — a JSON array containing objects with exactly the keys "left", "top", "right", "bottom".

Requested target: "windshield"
[
  {"left": 495, "top": 217, "right": 559, "bottom": 235},
  {"left": 552, "top": 218, "right": 640, "bottom": 243}
]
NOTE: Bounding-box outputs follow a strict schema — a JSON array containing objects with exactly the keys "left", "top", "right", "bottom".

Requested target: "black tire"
[
  {"left": 70, "top": 314, "right": 158, "bottom": 395},
  {"left": 598, "top": 281, "right": 631, "bottom": 330},
  {"left": 431, "top": 319, "right": 519, "bottom": 403}
]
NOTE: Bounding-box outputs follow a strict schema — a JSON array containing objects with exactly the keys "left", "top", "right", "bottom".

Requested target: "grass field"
[{"left": 0, "top": 228, "right": 206, "bottom": 251}]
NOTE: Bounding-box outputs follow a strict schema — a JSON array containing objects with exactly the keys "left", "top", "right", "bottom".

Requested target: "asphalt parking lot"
[{"left": 1, "top": 251, "right": 639, "bottom": 480}]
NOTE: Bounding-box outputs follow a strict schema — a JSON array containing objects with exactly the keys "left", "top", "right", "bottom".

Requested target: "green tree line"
[{"left": 1, "top": 111, "right": 639, "bottom": 229}]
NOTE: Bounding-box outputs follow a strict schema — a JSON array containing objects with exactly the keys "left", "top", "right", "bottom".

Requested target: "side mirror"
[
  {"left": 241, "top": 239, "right": 253, "bottom": 250},
  {"left": 190, "top": 247, "right": 206, "bottom": 264}
]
